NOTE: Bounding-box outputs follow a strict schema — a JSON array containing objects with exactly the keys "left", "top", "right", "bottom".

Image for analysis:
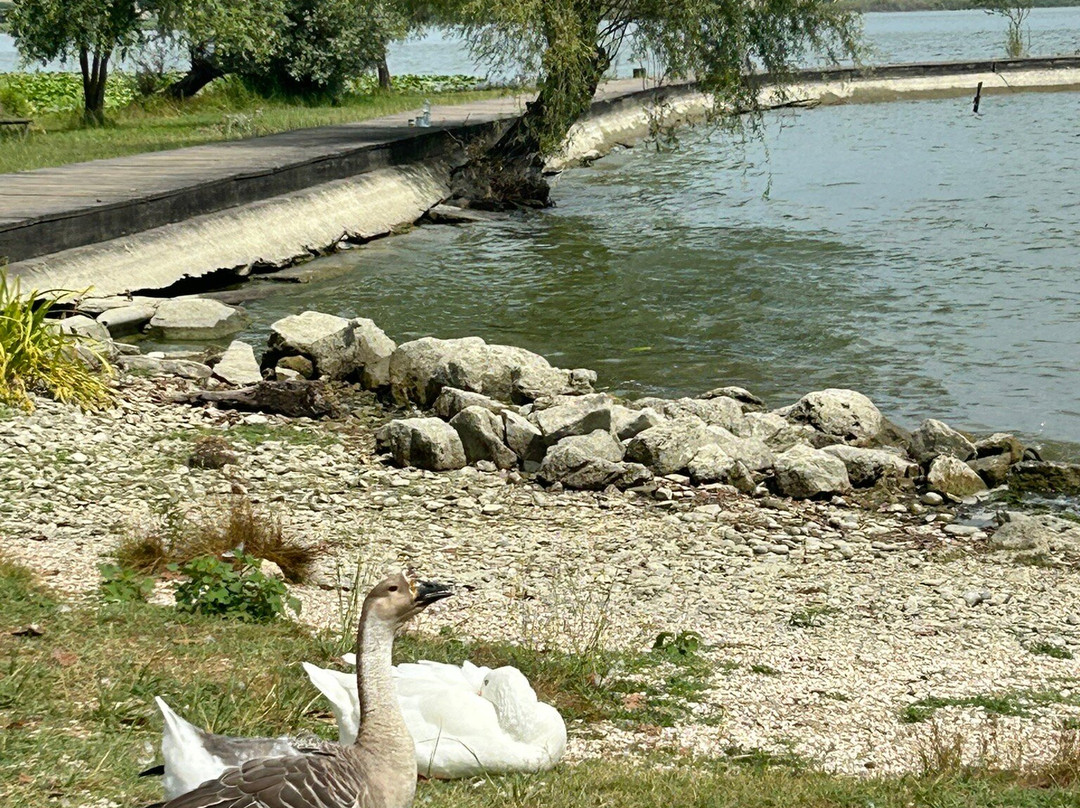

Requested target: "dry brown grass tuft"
[
  {"left": 1025, "top": 726, "right": 1080, "bottom": 788},
  {"left": 115, "top": 497, "right": 323, "bottom": 583}
]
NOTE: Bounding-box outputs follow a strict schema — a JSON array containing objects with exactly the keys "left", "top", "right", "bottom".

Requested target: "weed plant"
[
  {"left": 172, "top": 550, "right": 301, "bottom": 622},
  {"left": 116, "top": 496, "right": 321, "bottom": 582},
  {"left": 0, "top": 270, "right": 113, "bottom": 411}
]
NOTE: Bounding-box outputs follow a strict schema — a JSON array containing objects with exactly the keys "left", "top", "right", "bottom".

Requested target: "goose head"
[
  {"left": 362, "top": 570, "right": 454, "bottom": 628},
  {"left": 479, "top": 667, "right": 540, "bottom": 738}
]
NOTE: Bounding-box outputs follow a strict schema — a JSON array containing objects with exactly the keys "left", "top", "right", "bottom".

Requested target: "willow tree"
[
  {"left": 424, "top": 0, "right": 862, "bottom": 207},
  {"left": 8, "top": 0, "right": 141, "bottom": 123},
  {"left": 149, "top": 0, "right": 289, "bottom": 99}
]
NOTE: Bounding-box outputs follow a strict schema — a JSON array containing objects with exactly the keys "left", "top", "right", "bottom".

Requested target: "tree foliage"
[
  {"left": 422, "top": 0, "right": 861, "bottom": 206},
  {"left": 253, "top": 0, "right": 410, "bottom": 95},
  {"left": 8, "top": 0, "right": 141, "bottom": 121}
]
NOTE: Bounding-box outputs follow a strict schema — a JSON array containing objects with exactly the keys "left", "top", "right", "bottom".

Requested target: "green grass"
[
  {"left": 749, "top": 664, "right": 781, "bottom": 676},
  {"left": 0, "top": 72, "right": 512, "bottom": 174},
  {"left": 789, "top": 605, "right": 839, "bottom": 628},
  {"left": 3, "top": 557, "right": 1078, "bottom": 807},
  {"left": 1028, "top": 642, "right": 1075, "bottom": 661},
  {"left": 902, "top": 691, "right": 1080, "bottom": 724}
]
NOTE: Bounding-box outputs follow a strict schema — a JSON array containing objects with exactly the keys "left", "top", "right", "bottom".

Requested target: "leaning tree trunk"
[
  {"left": 78, "top": 48, "right": 111, "bottom": 125},
  {"left": 450, "top": 4, "right": 608, "bottom": 210},
  {"left": 166, "top": 49, "right": 226, "bottom": 100}
]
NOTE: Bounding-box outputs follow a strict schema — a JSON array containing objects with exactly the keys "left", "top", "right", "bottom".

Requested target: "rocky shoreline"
[{"left": 2, "top": 299, "right": 1080, "bottom": 776}]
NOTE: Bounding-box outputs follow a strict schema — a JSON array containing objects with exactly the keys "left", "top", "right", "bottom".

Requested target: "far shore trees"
[
  {"left": 7, "top": 0, "right": 141, "bottom": 123},
  {"left": 420, "top": 0, "right": 863, "bottom": 208},
  {"left": 153, "top": 0, "right": 411, "bottom": 99}
]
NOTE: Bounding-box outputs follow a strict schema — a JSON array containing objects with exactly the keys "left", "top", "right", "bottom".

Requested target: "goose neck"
[{"left": 354, "top": 608, "right": 402, "bottom": 738}]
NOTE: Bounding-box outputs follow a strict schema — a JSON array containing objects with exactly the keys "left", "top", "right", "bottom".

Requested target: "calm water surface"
[{"left": 232, "top": 90, "right": 1080, "bottom": 451}]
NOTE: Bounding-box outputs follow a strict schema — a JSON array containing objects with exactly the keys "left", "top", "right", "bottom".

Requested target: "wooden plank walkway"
[{"left": 2, "top": 56, "right": 1079, "bottom": 265}]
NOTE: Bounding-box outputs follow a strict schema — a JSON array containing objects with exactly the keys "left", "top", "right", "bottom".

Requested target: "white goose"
[{"left": 304, "top": 656, "right": 567, "bottom": 779}]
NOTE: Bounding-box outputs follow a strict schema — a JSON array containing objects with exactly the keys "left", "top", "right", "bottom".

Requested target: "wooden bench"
[{"left": 0, "top": 118, "right": 32, "bottom": 137}]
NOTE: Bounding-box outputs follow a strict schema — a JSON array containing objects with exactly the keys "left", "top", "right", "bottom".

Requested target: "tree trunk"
[
  {"left": 377, "top": 55, "right": 392, "bottom": 90},
  {"left": 166, "top": 49, "right": 226, "bottom": 100},
  {"left": 79, "top": 47, "right": 111, "bottom": 125},
  {"left": 450, "top": 3, "right": 608, "bottom": 209},
  {"left": 450, "top": 50, "right": 607, "bottom": 210}
]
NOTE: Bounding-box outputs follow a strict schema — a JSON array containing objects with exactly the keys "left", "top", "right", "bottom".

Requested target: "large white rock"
[
  {"left": 611, "top": 404, "right": 664, "bottom": 441},
  {"left": 97, "top": 304, "right": 155, "bottom": 338},
  {"left": 737, "top": 411, "right": 818, "bottom": 452},
  {"left": 449, "top": 406, "right": 518, "bottom": 469},
  {"left": 529, "top": 394, "right": 613, "bottom": 445},
  {"left": 778, "top": 388, "right": 883, "bottom": 444},
  {"left": 927, "top": 455, "right": 987, "bottom": 498},
  {"left": 267, "top": 311, "right": 395, "bottom": 387},
  {"left": 376, "top": 418, "right": 466, "bottom": 471},
  {"left": 990, "top": 512, "right": 1080, "bottom": 554},
  {"left": 625, "top": 418, "right": 716, "bottom": 476},
  {"left": 687, "top": 445, "right": 754, "bottom": 491},
  {"left": 213, "top": 340, "right": 263, "bottom": 386},
  {"left": 149, "top": 298, "right": 247, "bottom": 340},
  {"left": 502, "top": 410, "right": 546, "bottom": 465},
  {"left": 774, "top": 444, "right": 851, "bottom": 499},
  {"left": 910, "top": 418, "right": 976, "bottom": 465},
  {"left": 538, "top": 431, "right": 648, "bottom": 491},
  {"left": 433, "top": 387, "right": 508, "bottom": 420},
  {"left": 821, "top": 445, "right": 919, "bottom": 487},
  {"left": 661, "top": 397, "right": 745, "bottom": 433},
  {"left": 389, "top": 336, "right": 585, "bottom": 406},
  {"left": 705, "top": 426, "right": 775, "bottom": 472}
]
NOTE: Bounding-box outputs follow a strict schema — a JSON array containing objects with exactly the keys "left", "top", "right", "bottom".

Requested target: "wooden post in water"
[{"left": 972, "top": 81, "right": 983, "bottom": 114}]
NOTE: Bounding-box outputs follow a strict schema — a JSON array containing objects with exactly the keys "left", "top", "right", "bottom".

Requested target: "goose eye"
[{"left": 388, "top": 585, "right": 398, "bottom": 592}]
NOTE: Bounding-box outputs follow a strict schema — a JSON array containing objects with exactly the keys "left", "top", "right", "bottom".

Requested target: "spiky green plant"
[{"left": 0, "top": 269, "right": 114, "bottom": 411}]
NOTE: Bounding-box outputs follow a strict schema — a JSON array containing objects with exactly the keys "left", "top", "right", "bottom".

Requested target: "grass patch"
[
  {"left": 394, "top": 627, "right": 718, "bottom": 729},
  {"left": 0, "top": 558, "right": 339, "bottom": 807},
  {"left": 789, "top": 605, "right": 839, "bottom": 628},
  {"left": 115, "top": 496, "right": 323, "bottom": 582},
  {"left": 750, "top": 664, "right": 780, "bottom": 676},
  {"left": 0, "top": 72, "right": 514, "bottom": 173},
  {"left": 411, "top": 755, "right": 1080, "bottom": 808},
  {"left": 0, "top": 271, "right": 113, "bottom": 411},
  {"left": 1028, "top": 642, "right": 1075, "bottom": 661},
  {"left": 903, "top": 691, "right": 1080, "bottom": 724}
]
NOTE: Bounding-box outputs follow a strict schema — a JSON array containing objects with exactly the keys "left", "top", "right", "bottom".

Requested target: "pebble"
[{"left": 920, "top": 492, "right": 944, "bottom": 506}]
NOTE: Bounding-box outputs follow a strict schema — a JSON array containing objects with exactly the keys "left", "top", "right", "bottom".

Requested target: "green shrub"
[
  {"left": 0, "top": 270, "right": 114, "bottom": 411},
  {"left": 97, "top": 563, "right": 154, "bottom": 604},
  {"left": 172, "top": 550, "right": 301, "bottom": 622}
]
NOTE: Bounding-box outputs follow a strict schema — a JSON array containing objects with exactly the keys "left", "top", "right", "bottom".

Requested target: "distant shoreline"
[{"left": 842, "top": 0, "right": 1077, "bottom": 11}]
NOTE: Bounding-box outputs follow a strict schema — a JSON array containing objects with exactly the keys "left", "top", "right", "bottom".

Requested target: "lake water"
[{"left": 230, "top": 89, "right": 1080, "bottom": 454}]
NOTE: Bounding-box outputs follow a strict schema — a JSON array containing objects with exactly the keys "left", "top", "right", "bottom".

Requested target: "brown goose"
[{"left": 158, "top": 571, "right": 453, "bottom": 808}]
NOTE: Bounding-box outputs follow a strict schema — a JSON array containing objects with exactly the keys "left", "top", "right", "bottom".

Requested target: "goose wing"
[{"left": 163, "top": 749, "right": 367, "bottom": 808}]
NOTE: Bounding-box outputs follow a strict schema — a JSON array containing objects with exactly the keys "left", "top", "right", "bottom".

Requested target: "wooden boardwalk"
[{"left": 2, "top": 57, "right": 1078, "bottom": 266}]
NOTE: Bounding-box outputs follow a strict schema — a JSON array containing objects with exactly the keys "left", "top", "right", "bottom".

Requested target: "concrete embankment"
[{"left": 5, "top": 56, "right": 1079, "bottom": 297}]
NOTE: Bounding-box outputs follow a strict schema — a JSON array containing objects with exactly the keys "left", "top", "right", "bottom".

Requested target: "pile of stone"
[{"left": 63, "top": 301, "right": 1059, "bottom": 502}]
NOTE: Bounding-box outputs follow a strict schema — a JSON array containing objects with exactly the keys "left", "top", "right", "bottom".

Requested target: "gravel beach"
[{"left": 2, "top": 375, "right": 1079, "bottom": 777}]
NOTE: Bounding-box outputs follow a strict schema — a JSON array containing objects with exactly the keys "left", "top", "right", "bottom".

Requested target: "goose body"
[
  {"left": 157, "top": 572, "right": 453, "bottom": 808},
  {"left": 304, "top": 658, "right": 567, "bottom": 779},
  {"left": 152, "top": 696, "right": 315, "bottom": 800}
]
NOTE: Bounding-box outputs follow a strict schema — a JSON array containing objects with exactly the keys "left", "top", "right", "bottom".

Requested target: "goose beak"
[{"left": 415, "top": 580, "right": 454, "bottom": 606}]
